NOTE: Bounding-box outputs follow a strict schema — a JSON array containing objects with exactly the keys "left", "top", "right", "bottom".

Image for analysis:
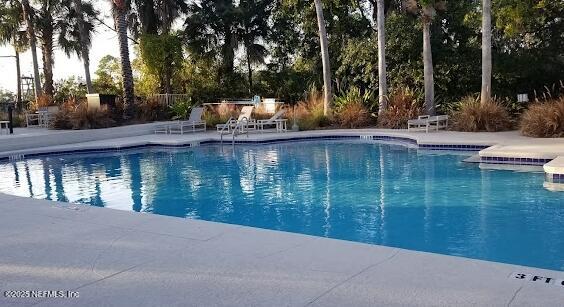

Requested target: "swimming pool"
[{"left": 1, "top": 140, "right": 563, "bottom": 271}]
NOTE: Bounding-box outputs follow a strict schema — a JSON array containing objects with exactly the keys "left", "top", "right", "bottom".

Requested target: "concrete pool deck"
[
  {"left": 1, "top": 127, "right": 564, "bottom": 305},
  {"left": 1, "top": 193, "right": 563, "bottom": 306}
]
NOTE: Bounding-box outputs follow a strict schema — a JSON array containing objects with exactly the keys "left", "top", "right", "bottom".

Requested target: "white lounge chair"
[
  {"left": 408, "top": 115, "right": 448, "bottom": 133},
  {"left": 155, "top": 107, "right": 207, "bottom": 134},
  {"left": 216, "top": 105, "right": 256, "bottom": 133},
  {"left": 257, "top": 109, "right": 287, "bottom": 133}
]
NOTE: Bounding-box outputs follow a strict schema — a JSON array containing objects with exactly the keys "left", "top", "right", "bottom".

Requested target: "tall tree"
[
  {"left": 92, "top": 55, "right": 123, "bottom": 95},
  {"left": 111, "top": 0, "right": 135, "bottom": 117},
  {"left": 0, "top": 0, "right": 27, "bottom": 107},
  {"left": 376, "top": 0, "right": 388, "bottom": 114},
  {"left": 313, "top": 0, "right": 332, "bottom": 115},
  {"left": 58, "top": 0, "right": 97, "bottom": 93},
  {"left": 184, "top": 0, "right": 239, "bottom": 86},
  {"left": 35, "top": 0, "right": 63, "bottom": 96},
  {"left": 238, "top": 0, "right": 270, "bottom": 94},
  {"left": 139, "top": 33, "right": 183, "bottom": 95},
  {"left": 406, "top": 0, "right": 446, "bottom": 115},
  {"left": 129, "top": 0, "right": 188, "bottom": 38},
  {"left": 130, "top": 0, "right": 188, "bottom": 94},
  {"left": 480, "top": 0, "right": 492, "bottom": 105},
  {"left": 20, "top": 0, "right": 42, "bottom": 99}
]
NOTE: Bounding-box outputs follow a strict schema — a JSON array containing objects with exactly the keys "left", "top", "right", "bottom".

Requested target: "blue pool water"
[{"left": 0, "top": 141, "right": 563, "bottom": 271}]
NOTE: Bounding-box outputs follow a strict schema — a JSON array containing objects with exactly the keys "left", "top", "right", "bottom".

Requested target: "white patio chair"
[
  {"left": 428, "top": 115, "right": 449, "bottom": 131},
  {"left": 216, "top": 106, "right": 256, "bottom": 133},
  {"left": 257, "top": 109, "right": 287, "bottom": 133},
  {"left": 408, "top": 115, "right": 431, "bottom": 132},
  {"left": 155, "top": 107, "right": 207, "bottom": 134}
]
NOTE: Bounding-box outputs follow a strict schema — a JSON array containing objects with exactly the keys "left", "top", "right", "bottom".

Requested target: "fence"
[{"left": 151, "top": 94, "right": 192, "bottom": 106}]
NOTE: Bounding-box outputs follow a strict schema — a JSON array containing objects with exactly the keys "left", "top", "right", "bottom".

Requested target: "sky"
[{"left": 0, "top": 1, "right": 133, "bottom": 94}]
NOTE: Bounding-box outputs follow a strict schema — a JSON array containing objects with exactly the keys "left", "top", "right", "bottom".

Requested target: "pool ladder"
[
  {"left": 230, "top": 118, "right": 250, "bottom": 146},
  {"left": 219, "top": 117, "right": 250, "bottom": 146}
]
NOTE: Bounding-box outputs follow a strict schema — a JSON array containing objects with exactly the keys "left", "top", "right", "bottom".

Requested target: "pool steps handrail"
[
  {"left": 219, "top": 117, "right": 235, "bottom": 144},
  {"left": 231, "top": 117, "right": 251, "bottom": 146}
]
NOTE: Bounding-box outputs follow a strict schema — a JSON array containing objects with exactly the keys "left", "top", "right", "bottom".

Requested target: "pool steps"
[{"left": 544, "top": 157, "right": 564, "bottom": 185}]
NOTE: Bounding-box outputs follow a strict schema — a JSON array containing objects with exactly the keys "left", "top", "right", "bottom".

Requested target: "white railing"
[
  {"left": 219, "top": 117, "right": 235, "bottom": 144},
  {"left": 231, "top": 117, "right": 250, "bottom": 146},
  {"left": 218, "top": 116, "right": 251, "bottom": 146},
  {"left": 151, "top": 94, "right": 192, "bottom": 106}
]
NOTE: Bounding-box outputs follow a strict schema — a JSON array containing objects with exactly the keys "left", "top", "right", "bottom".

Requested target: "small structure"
[
  {"left": 262, "top": 98, "right": 278, "bottom": 114},
  {"left": 86, "top": 94, "right": 118, "bottom": 110}
]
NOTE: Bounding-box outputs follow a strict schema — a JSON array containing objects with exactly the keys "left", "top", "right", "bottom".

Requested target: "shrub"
[
  {"left": 202, "top": 111, "right": 222, "bottom": 128},
  {"left": 202, "top": 104, "right": 239, "bottom": 128},
  {"left": 378, "top": 87, "right": 421, "bottom": 129},
  {"left": 12, "top": 113, "right": 25, "bottom": 127},
  {"left": 334, "top": 86, "right": 376, "bottom": 112},
  {"left": 338, "top": 102, "right": 371, "bottom": 128},
  {"left": 110, "top": 97, "right": 125, "bottom": 123},
  {"left": 253, "top": 104, "right": 273, "bottom": 120},
  {"left": 52, "top": 110, "right": 73, "bottom": 129},
  {"left": 70, "top": 103, "right": 115, "bottom": 129},
  {"left": 169, "top": 98, "right": 193, "bottom": 120},
  {"left": 216, "top": 103, "right": 238, "bottom": 121},
  {"left": 451, "top": 96, "right": 512, "bottom": 132},
  {"left": 53, "top": 77, "right": 87, "bottom": 104},
  {"left": 0, "top": 111, "right": 25, "bottom": 128},
  {"left": 287, "top": 87, "right": 331, "bottom": 130},
  {"left": 29, "top": 95, "right": 53, "bottom": 112},
  {"left": 138, "top": 97, "right": 169, "bottom": 122},
  {"left": 520, "top": 97, "right": 564, "bottom": 137},
  {"left": 334, "top": 87, "right": 373, "bottom": 128},
  {"left": 52, "top": 98, "right": 79, "bottom": 130}
]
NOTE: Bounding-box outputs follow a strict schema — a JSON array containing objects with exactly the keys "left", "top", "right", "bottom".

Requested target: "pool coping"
[
  {"left": 1, "top": 130, "right": 563, "bottom": 188},
  {"left": 0, "top": 192, "right": 563, "bottom": 306},
  {"left": 0, "top": 134, "right": 491, "bottom": 162}
]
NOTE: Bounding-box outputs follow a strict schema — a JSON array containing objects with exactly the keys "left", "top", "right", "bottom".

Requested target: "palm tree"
[
  {"left": 58, "top": 0, "right": 96, "bottom": 93},
  {"left": 111, "top": 0, "right": 135, "bottom": 117},
  {"left": 130, "top": 0, "right": 187, "bottom": 37},
  {"left": 406, "top": 0, "right": 446, "bottom": 115},
  {"left": 238, "top": 0, "right": 270, "bottom": 94},
  {"left": 20, "top": 0, "right": 42, "bottom": 99},
  {"left": 376, "top": 0, "right": 388, "bottom": 114},
  {"left": 481, "top": 0, "right": 492, "bottom": 105},
  {"left": 35, "top": 0, "right": 63, "bottom": 96},
  {"left": 0, "top": 0, "right": 27, "bottom": 107},
  {"left": 184, "top": 0, "right": 240, "bottom": 86},
  {"left": 313, "top": 0, "right": 332, "bottom": 116},
  {"left": 421, "top": 4, "right": 434, "bottom": 115}
]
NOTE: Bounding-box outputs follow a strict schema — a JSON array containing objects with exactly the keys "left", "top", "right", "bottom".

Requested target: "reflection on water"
[{"left": 0, "top": 141, "right": 563, "bottom": 271}]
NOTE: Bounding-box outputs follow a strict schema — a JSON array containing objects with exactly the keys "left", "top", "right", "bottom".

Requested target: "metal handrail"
[
  {"left": 219, "top": 117, "right": 235, "bottom": 144},
  {"left": 231, "top": 117, "right": 250, "bottom": 146}
]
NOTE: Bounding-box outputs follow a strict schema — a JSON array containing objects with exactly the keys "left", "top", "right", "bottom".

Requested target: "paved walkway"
[{"left": 1, "top": 193, "right": 563, "bottom": 306}]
